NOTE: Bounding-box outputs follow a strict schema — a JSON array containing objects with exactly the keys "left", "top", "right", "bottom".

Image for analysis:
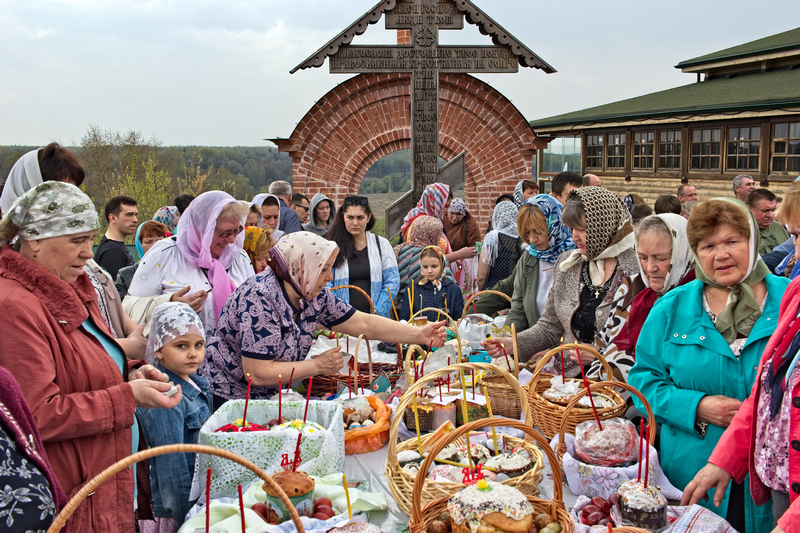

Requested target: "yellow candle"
[
  {"left": 387, "top": 287, "right": 400, "bottom": 321},
  {"left": 483, "top": 385, "right": 499, "bottom": 455},
  {"left": 459, "top": 370, "right": 473, "bottom": 469},
  {"left": 342, "top": 473, "right": 352, "bottom": 519},
  {"left": 412, "top": 395, "right": 423, "bottom": 455},
  {"left": 408, "top": 287, "right": 413, "bottom": 317}
]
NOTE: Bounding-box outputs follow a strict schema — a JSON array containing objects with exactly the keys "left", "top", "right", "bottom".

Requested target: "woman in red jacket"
[
  {"left": 0, "top": 182, "right": 182, "bottom": 532},
  {"left": 683, "top": 273, "right": 800, "bottom": 532}
]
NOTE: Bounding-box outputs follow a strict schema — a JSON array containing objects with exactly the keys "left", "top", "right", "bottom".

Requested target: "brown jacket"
[
  {"left": 0, "top": 245, "right": 136, "bottom": 532},
  {"left": 443, "top": 214, "right": 480, "bottom": 252}
]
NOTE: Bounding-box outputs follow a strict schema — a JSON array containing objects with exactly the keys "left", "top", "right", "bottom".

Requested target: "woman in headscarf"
[
  {"left": 251, "top": 193, "right": 284, "bottom": 241},
  {"left": 477, "top": 201, "right": 521, "bottom": 290},
  {"left": 506, "top": 195, "right": 574, "bottom": 332},
  {"left": 243, "top": 226, "right": 275, "bottom": 274},
  {"left": 394, "top": 215, "right": 454, "bottom": 293},
  {"left": 585, "top": 213, "right": 695, "bottom": 381},
  {"left": 442, "top": 198, "right": 480, "bottom": 253},
  {"left": 629, "top": 199, "right": 788, "bottom": 532},
  {"left": 152, "top": 205, "right": 180, "bottom": 235},
  {"left": 399, "top": 183, "right": 450, "bottom": 241},
  {"left": 115, "top": 220, "right": 169, "bottom": 299},
  {"left": 483, "top": 187, "right": 640, "bottom": 377},
  {"left": 0, "top": 182, "right": 182, "bottom": 532},
  {"left": 126, "top": 191, "right": 255, "bottom": 336},
  {"left": 201, "top": 231, "right": 446, "bottom": 409},
  {"left": 512, "top": 179, "right": 538, "bottom": 207}
]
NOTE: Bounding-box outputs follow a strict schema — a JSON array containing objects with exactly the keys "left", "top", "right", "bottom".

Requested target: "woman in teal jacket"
[{"left": 629, "top": 198, "right": 789, "bottom": 533}]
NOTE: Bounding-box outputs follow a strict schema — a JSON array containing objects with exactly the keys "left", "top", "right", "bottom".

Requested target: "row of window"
[{"left": 582, "top": 122, "right": 800, "bottom": 173}]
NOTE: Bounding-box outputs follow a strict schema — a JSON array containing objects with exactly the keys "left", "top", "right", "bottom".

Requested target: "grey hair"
[
  {"left": 269, "top": 180, "right": 293, "bottom": 198},
  {"left": 732, "top": 174, "right": 752, "bottom": 194},
  {"left": 634, "top": 215, "right": 672, "bottom": 243},
  {"left": 561, "top": 194, "right": 586, "bottom": 228}
]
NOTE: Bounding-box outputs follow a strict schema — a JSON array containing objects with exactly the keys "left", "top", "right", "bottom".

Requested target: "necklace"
[{"left": 581, "top": 260, "right": 618, "bottom": 299}]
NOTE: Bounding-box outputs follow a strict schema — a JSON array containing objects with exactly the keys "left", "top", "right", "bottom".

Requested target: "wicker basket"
[
  {"left": 526, "top": 343, "right": 626, "bottom": 440},
  {"left": 555, "top": 380, "right": 656, "bottom": 464},
  {"left": 461, "top": 289, "right": 512, "bottom": 319},
  {"left": 408, "top": 417, "right": 573, "bottom": 533},
  {"left": 477, "top": 322, "right": 521, "bottom": 418},
  {"left": 46, "top": 444, "right": 305, "bottom": 533},
  {"left": 404, "top": 308, "right": 464, "bottom": 387},
  {"left": 386, "top": 362, "right": 539, "bottom": 515}
]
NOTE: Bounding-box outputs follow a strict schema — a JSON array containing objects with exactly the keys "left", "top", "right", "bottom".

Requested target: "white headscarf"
[
  {"left": 639, "top": 214, "right": 693, "bottom": 294},
  {"left": 145, "top": 302, "right": 205, "bottom": 365},
  {"left": 0, "top": 149, "right": 43, "bottom": 213},
  {"left": 482, "top": 201, "right": 519, "bottom": 265}
]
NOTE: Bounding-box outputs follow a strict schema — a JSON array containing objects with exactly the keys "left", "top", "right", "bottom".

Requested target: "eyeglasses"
[
  {"left": 217, "top": 225, "right": 244, "bottom": 239},
  {"left": 344, "top": 196, "right": 369, "bottom": 206},
  {"left": 294, "top": 205, "right": 310, "bottom": 212}
]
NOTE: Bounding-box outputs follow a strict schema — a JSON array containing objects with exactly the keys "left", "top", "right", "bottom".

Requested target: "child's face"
[
  {"left": 420, "top": 256, "right": 441, "bottom": 281},
  {"left": 156, "top": 334, "right": 205, "bottom": 381}
]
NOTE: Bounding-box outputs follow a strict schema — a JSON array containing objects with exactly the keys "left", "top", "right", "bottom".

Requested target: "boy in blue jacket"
[{"left": 398, "top": 245, "right": 464, "bottom": 322}]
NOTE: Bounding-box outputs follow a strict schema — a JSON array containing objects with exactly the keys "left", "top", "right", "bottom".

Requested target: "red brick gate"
[{"left": 271, "top": 72, "right": 549, "bottom": 227}]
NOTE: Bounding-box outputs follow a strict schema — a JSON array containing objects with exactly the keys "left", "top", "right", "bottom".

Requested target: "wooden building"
[{"left": 529, "top": 27, "right": 800, "bottom": 202}]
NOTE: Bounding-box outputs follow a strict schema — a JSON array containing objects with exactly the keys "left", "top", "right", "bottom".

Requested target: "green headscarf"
[{"left": 692, "top": 198, "right": 770, "bottom": 344}]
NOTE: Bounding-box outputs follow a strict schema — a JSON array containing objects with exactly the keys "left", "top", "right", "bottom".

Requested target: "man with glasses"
[
  {"left": 268, "top": 181, "right": 303, "bottom": 234},
  {"left": 291, "top": 193, "right": 311, "bottom": 225}
]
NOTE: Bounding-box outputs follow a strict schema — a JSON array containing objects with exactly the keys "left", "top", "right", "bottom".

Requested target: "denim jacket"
[{"left": 136, "top": 366, "right": 212, "bottom": 523}]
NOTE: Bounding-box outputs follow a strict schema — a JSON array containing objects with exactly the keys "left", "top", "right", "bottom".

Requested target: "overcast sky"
[{"left": 2, "top": 0, "right": 799, "bottom": 147}]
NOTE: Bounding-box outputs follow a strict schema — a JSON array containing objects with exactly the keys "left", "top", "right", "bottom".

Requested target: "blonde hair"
[
  {"left": 219, "top": 201, "right": 249, "bottom": 222},
  {"left": 516, "top": 204, "right": 547, "bottom": 241},
  {"left": 778, "top": 182, "right": 800, "bottom": 225},
  {"left": 256, "top": 229, "right": 275, "bottom": 259}
]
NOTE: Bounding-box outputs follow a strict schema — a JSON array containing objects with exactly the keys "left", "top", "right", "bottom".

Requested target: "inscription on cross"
[{"left": 328, "top": 0, "right": 519, "bottom": 200}]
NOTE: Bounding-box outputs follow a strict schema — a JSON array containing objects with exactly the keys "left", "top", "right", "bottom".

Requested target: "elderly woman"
[
  {"left": 484, "top": 187, "right": 640, "bottom": 376},
  {"left": 477, "top": 201, "right": 521, "bottom": 290},
  {"left": 324, "top": 196, "right": 399, "bottom": 318},
  {"left": 394, "top": 215, "right": 455, "bottom": 293},
  {"left": 0, "top": 182, "right": 182, "bottom": 532},
  {"left": 629, "top": 199, "right": 789, "bottom": 532},
  {"left": 506, "top": 195, "right": 574, "bottom": 332},
  {"left": 442, "top": 198, "right": 480, "bottom": 253},
  {"left": 585, "top": 213, "right": 695, "bottom": 381},
  {"left": 153, "top": 205, "right": 180, "bottom": 235},
  {"left": 126, "top": 191, "right": 255, "bottom": 335},
  {"left": 116, "top": 220, "right": 169, "bottom": 299},
  {"left": 201, "top": 231, "right": 446, "bottom": 409}
]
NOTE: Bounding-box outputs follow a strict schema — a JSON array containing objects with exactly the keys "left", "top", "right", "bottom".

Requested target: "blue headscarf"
[
  {"left": 134, "top": 223, "right": 145, "bottom": 259},
  {"left": 523, "top": 194, "right": 575, "bottom": 264}
]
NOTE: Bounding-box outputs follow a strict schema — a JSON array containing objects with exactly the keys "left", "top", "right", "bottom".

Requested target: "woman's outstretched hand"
[
  {"left": 314, "top": 346, "right": 344, "bottom": 375},
  {"left": 681, "top": 462, "right": 732, "bottom": 508},
  {"left": 419, "top": 320, "right": 447, "bottom": 347},
  {"left": 482, "top": 337, "right": 511, "bottom": 357}
]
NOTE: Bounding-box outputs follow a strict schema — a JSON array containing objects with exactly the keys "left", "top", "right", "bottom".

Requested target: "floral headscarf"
[
  {"left": 0, "top": 149, "right": 43, "bottom": 214},
  {"left": 418, "top": 245, "right": 446, "bottom": 289},
  {"left": 0, "top": 182, "right": 99, "bottom": 246},
  {"left": 559, "top": 186, "right": 635, "bottom": 286},
  {"left": 175, "top": 191, "right": 246, "bottom": 321},
  {"left": 482, "top": 201, "right": 519, "bottom": 265},
  {"left": 400, "top": 183, "right": 450, "bottom": 238},
  {"left": 394, "top": 215, "right": 447, "bottom": 255},
  {"left": 145, "top": 302, "right": 205, "bottom": 365},
  {"left": 270, "top": 231, "right": 338, "bottom": 301},
  {"left": 153, "top": 206, "right": 180, "bottom": 235},
  {"left": 523, "top": 194, "right": 574, "bottom": 264},
  {"left": 448, "top": 198, "right": 467, "bottom": 216}
]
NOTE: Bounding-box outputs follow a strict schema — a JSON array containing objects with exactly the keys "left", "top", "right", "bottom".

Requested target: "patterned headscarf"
[
  {"left": 0, "top": 149, "right": 43, "bottom": 214},
  {"left": 243, "top": 227, "right": 270, "bottom": 272},
  {"left": 523, "top": 194, "right": 574, "bottom": 264},
  {"left": 513, "top": 180, "right": 527, "bottom": 207},
  {"left": 691, "top": 198, "right": 770, "bottom": 344},
  {"left": 175, "top": 191, "right": 246, "bottom": 321},
  {"left": 622, "top": 194, "right": 635, "bottom": 213},
  {"left": 0, "top": 182, "right": 99, "bottom": 246},
  {"left": 145, "top": 302, "right": 205, "bottom": 365},
  {"left": 559, "top": 186, "right": 635, "bottom": 286},
  {"left": 394, "top": 215, "right": 447, "bottom": 255},
  {"left": 448, "top": 198, "right": 467, "bottom": 216},
  {"left": 270, "top": 231, "right": 338, "bottom": 300},
  {"left": 400, "top": 183, "right": 450, "bottom": 237},
  {"left": 418, "top": 245, "right": 446, "bottom": 289},
  {"left": 153, "top": 206, "right": 180, "bottom": 235},
  {"left": 483, "top": 201, "right": 519, "bottom": 265}
]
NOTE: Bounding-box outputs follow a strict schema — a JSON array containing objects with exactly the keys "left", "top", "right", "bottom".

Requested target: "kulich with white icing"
[
  {"left": 448, "top": 480, "right": 533, "bottom": 533},
  {"left": 617, "top": 479, "right": 667, "bottom": 530},
  {"left": 484, "top": 452, "right": 533, "bottom": 477}
]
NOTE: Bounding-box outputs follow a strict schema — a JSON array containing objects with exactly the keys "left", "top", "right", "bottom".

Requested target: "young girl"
[
  {"left": 398, "top": 245, "right": 463, "bottom": 322},
  {"left": 137, "top": 302, "right": 211, "bottom": 533}
]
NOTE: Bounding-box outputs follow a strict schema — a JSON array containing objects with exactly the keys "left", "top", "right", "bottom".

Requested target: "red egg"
[
  {"left": 581, "top": 505, "right": 600, "bottom": 518},
  {"left": 585, "top": 512, "right": 606, "bottom": 526},
  {"left": 608, "top": 493, "right": 620, "bottom": 507},
  {"left": 315, "top": 498, "right": 333, "bottom": 509},
  {"left": 591, "top": 496, "right": 611, "bottom": 515},
  {"left": 313, "top": 512, "right": 330, "bottom": 520},
  {"left": 315, "top": 505, "right": 335, "bottom": 518}
]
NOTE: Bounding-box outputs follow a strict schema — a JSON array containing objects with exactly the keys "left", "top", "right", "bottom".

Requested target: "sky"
[{"left": 2, "top": 0, "right": 799, "bottom": 148}]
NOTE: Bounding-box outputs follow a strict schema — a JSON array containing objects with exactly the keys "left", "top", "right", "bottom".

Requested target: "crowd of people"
[{"left": 2, "top": 144, "right": 800, "bottom": 532}]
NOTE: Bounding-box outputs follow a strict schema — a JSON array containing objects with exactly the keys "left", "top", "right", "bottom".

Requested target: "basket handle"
[
  {"left": 410, "top": 417, "right": 565, "bottom": 526},
  {"left": 387, "top": 362, "right": 531, "bottom": 465},
  {"left": 461, "top": 289, "right": 512, "bottom": 319},
  {"left": 530, "top": 342, "right": 614, "bottom": 386},
  {"left": 46, "top": 444, "right": 305, "bottom": 533},
  {"left": 330, "top": 284, "right": 376, "bottom": 315},
  {"left": 352, "top": 334, "right": 374, "bottom": 387},
  {"left": 410, "top": 306, "right": 457, "bottom": 330},
  {"left": 404, "top": 307, "right": 466, "bottom": 383},
  {"left": 511, "top": 323, "right": 520, "bottom": 378},
  {"left": 556, "top": 381, "right": 656, "bottom": 463}
]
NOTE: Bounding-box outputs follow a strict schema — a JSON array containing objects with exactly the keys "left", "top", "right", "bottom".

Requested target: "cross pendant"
[{"left": 595, "top": 290, "right": 600, "bottom": 299}]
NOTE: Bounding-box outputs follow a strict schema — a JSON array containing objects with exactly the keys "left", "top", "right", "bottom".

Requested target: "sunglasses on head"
[{"left": 344, "top": 196, "right": 369, "bottom": 206}]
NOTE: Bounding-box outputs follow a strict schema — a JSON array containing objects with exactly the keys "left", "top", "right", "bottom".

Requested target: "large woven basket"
[
  {"left": 477, "top": 322, "right": 522, "bottom": 418},
  {"left": 555, "top": 380, "right": 656, "bottom": 464},
  {"left": 461, "top": 289, "right": 512, "bottom": 319},
  {"left": 386, "top": 362, "right": 539, "bottom": 515},
  {"left": 46, "top": 444, "right": 305, "bottom": 533},
  {"left": 408, "top": 417, "right": 573, "bottom": 533},
  {"left": 526, "top": 343, "right": 626, "bottom": 440}
]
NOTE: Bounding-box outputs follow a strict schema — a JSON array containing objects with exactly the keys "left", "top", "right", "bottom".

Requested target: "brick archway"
[{"left": 272, "top": 72, "right": 549, "bottom": 227}]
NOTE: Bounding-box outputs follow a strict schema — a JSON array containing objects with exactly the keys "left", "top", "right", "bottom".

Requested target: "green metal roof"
[
  {"left": 528, "top": 68, "right": 800, "bottom": 131},
  {"left": 676, "top": 27, "right": 800, "bottom": 69}
]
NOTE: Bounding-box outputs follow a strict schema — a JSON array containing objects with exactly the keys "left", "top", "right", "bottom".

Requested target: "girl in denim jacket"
[{"left": 137, "top": 303, "right": 212, "bottom": 532}]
